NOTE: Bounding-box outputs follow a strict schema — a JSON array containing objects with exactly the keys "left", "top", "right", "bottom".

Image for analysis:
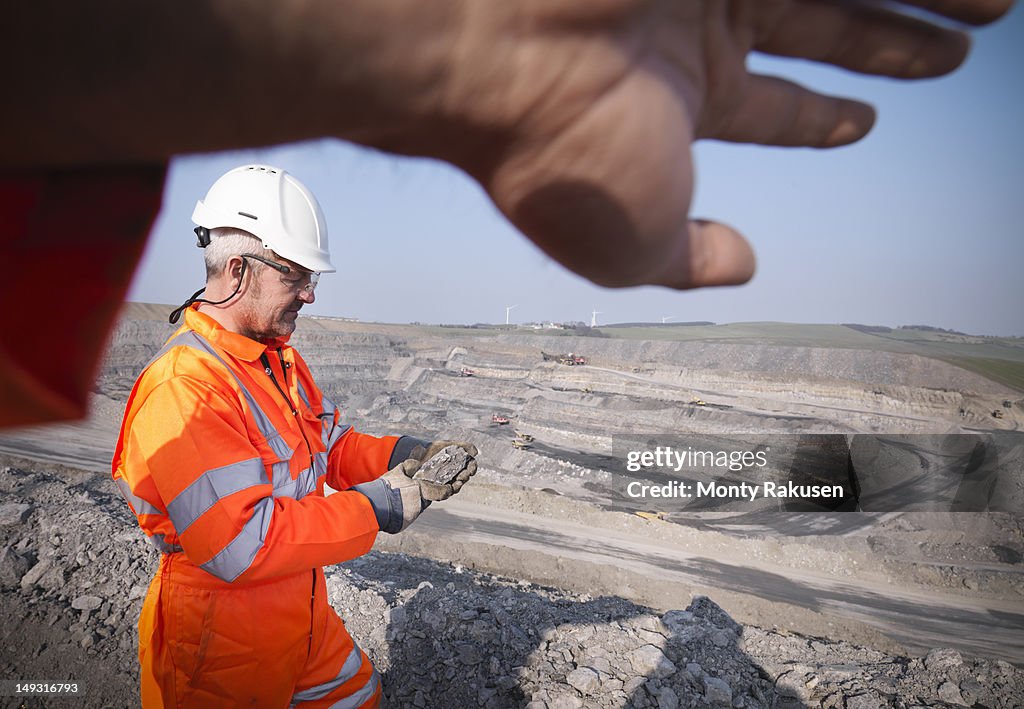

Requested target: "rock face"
[{"left": 2, "top": 458, "right": 1023, "bottom": 708}]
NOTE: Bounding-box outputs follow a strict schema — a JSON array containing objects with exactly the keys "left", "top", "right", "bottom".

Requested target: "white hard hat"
[{"left": 192, "top": 164, "right": 335, "bottom": 273}]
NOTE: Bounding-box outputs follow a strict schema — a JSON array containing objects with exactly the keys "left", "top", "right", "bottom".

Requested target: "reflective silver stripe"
[
  {"left": 323, "top": 422, "right": 352, "bottom": 453},
  {"left": 296, "top": 377, "right": 311, "bottom": 409},
  {"left": 199, "top": 496, "right": 274, "bottom": 582},
  {"left": 327, "top": 669, "right": 379, "bottom": 709},
  {"left": 265, "top": 432, "right": 293, "bottom": 462},
  {"left": 271, "top": 459, "right": 292, "bottom": 491},
  {"left": 166, "top": 457, "right": 267, "bottom": 534},
  {"left": 273, "top": 463, "right": 319, "bottom": 501},
  {"left": 114, "top": 477, "right": 163, "bottom": 517},
  {"left": 148, "top": 533, "right": 183, "bottom": 554},
  {"left": 319, "top": 395, "right": 353, "bottom": 452},
  {"left": 143, "top": 331, "right": 200, "bottom": 371},
  {"left": 313, "top": 451, "right": 328, "bottom": 481},
  {"left": 290, "top": 643, "right": 364, "bottom": 704},
  {"left": 299, "top": 463, "right": 319, "bottom": 499}
]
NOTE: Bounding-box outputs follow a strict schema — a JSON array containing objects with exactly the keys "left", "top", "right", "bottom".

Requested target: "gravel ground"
[{"left": 2, "top": 459, "right": 1022, "bottom": 708}]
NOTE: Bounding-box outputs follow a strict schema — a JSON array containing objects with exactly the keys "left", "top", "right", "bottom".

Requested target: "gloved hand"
[
  {"left": 350, "top": 459, "right": 428, "bottom": 534},
  {"left": 411, "top": 440, "right": 479, "bottom": 502}
]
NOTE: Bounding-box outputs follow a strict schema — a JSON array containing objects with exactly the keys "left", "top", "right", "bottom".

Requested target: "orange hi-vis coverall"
[{"left": 112, "top": 305, "right": 422, "bottom": 708}]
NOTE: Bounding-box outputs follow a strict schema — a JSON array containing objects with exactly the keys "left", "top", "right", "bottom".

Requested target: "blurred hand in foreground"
[{"left": 2, "top": 1, "right": 1013, "bottom": 290}]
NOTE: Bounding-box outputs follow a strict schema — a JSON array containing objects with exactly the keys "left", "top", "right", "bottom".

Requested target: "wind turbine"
[
  {"left": 661, "top": 316, "right": 676, "bottom": 324},
  {"left": 505, "top": 304, "right": 518, "bottom": 325},
  {"left": 590, "top": 309, "right": 602, "bottom": 328}
]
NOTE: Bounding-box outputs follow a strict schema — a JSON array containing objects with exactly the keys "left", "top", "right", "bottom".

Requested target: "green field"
[
  {"left": 937, "top": 356, "right": 1024, "bottom": 392},
  {"left": 595, "top": 323, "right": 1024, "bottom": 392}
]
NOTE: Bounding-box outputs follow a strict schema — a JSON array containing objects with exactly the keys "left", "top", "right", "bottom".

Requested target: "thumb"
[
  {"left": 652, "top": 219, "right": 756, "bottom": 290},
  {"left": 399, "top": 459, "right": 422, "bottom": 477}
]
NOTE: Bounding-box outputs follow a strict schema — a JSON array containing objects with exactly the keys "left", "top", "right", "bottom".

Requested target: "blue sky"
[{"left": 130, "top": 7, "right": 1024, "bottom": 336}]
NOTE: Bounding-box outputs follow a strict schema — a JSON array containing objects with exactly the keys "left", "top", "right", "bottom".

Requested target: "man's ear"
[{"left": 227, "top": 256, "right": 246, "bottom": 288}]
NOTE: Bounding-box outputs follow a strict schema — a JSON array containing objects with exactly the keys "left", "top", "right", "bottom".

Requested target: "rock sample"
[{"left": 414, "top": 446, "right": 472, "bottom": 484}]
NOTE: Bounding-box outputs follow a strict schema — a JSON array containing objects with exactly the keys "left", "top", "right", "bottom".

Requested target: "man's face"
[{"left": 235, "top": 255, "right": 317, "bottom": 341}]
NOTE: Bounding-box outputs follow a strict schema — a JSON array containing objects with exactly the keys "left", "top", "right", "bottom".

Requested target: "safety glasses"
[{"left": 241, "top": 253, "right": 319, "bottom": 294}]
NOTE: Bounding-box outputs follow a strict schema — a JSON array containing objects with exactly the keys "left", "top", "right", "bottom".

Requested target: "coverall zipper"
[
  {"left": 309, "top": 568, "right": 316, "bottom": 659},
  {"left": 259, "top": 351, "right": 316, "bottom": 471},
  {"left": 259, "top": 351, "right": 318, "bottom": 660}
]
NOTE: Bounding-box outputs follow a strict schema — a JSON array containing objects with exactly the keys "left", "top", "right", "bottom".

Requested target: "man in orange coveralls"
[{"left": 112, "top": 164, "right": 478, "bottom": 708}]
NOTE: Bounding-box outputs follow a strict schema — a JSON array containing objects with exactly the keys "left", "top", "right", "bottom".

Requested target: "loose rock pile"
[{"left": 1, "top": 459, "right": 1022, "bottom": 708}]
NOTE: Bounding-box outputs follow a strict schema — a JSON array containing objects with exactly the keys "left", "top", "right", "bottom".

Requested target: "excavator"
[{"left": 541, "top": 351, "right": 587, "bottom": 366}]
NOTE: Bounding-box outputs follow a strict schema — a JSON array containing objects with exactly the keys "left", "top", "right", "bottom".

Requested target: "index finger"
[
  {"left": 892, "top": 0, "right": 1014, "bottom": 26},
  {"left": 755, "top": 0, "right": 1012, "bottom": 79}
]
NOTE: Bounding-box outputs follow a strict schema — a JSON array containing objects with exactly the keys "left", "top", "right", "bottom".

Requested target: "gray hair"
[{"left": 203, "top": 227, "right": 276, "bottom": 280}]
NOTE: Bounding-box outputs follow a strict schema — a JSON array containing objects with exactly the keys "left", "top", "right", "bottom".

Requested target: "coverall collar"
[{"left": 183, "top": 304, "right": 290, "bottom": 361}]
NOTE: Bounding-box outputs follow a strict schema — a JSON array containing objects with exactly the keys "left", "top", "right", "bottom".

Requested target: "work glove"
[
  {"left": 350, "top": 459, "right": 428, "bottom": 534},
  {"left": 410, "top": 440, "right": 479, "bottom": 502}
]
